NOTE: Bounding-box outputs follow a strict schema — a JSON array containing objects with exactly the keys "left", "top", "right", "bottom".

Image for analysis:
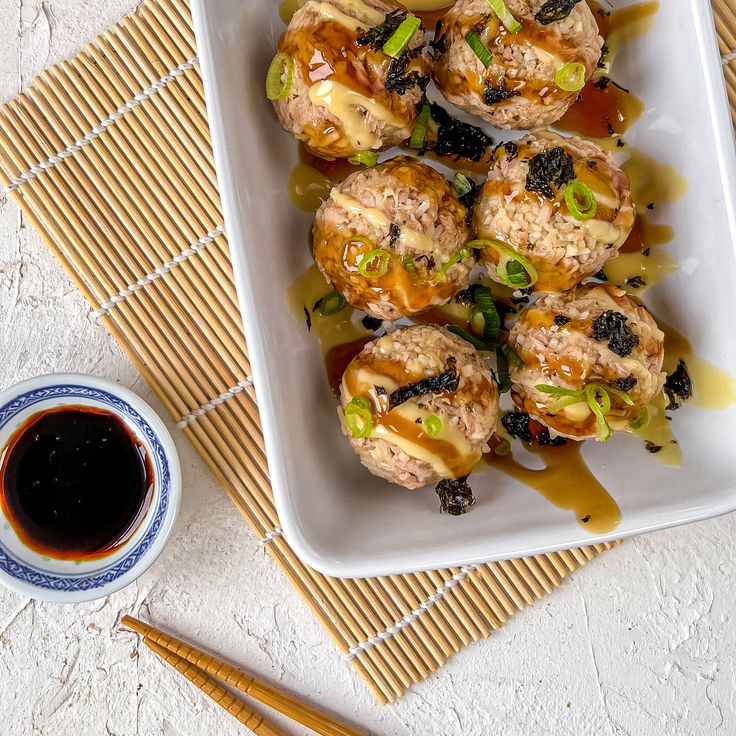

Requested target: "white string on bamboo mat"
[
  {"left": 259, "top": 528, "right": 283, "bottom": 546},
  {"left": 176, "top": 377, "right": 254, "bottom": 429},
  {"left": 342, "top": 564, "right": 479, "bottom": 661},
  {"left": 723, "top": 50, "right": 736, "bottom": 64},
  {"left": 91, "top": 224, "right": 225, "bottom": 319},
  {"left": 1, "top": 56, "right": 199, "bottom": 196}
]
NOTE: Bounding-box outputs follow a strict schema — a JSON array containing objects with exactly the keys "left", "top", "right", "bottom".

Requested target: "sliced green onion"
[
  {"left": 628, "top": 407, "right": 649, "bottom": 431},
  {"left": 585, "top": 384, "right": 612, "bottom": 443},
  {"left": 422, "top": 415, "right": 444, "bottom": 437},
  {"left": 487, "top": 0, "right": 522, "bottom": 33},
  {"left": 536, "top": 384, "right": 585, "bottom": 413},
  {"left": 383, "top": 15, "right": 421, "bottom": 58},
  {"left": 564, "top": 182, "right": 597, "bottom": 221},
  {"left": 464, "top": 30, "right": 493, "bottom": 68},
  {"left": 265, "top": 52, "right": 294, "bottom": 101},
  {"left": 467, "top": 239, "right": 538, "bottom": 288},
  {"left": 474, "top": 287, "right": 500, "bottom": 346},
  {"left": 402, "top": 254, "right": 416, "bottom": 274},
  {"left": 348, "top": 151, "right": 379, "bottom": 167},
  {"left": 317, "top": 291, "right": 347, "bottom": 316},
  {"left": 554, "top": 61, "right": 587, "bottom": 92},
  {"left": 590, "top": 382, "right": 634, "bottom": 406},
  {"left": 448, "top": 325, "right": 489, "bottom": 351},
  {"left": 410, "top": 102, "right": 431, "bottom": 150},
  {"left": 452, "top": 173, "right": 473, "bottom": 199},
  {"left": 358, "top": 249, "right": 391, "bottom": 279},
  {"left": 345, "top": 396, "right": 373, "bottom": 438},
  {"left": 499, "top": 344, "right": 524, "bottom": 369},
  {"left": 496, "top": 349, "right": 511, "bottom": 393},
  {"left": 440, "top": 248, "right": 471, "bottom": 275}
]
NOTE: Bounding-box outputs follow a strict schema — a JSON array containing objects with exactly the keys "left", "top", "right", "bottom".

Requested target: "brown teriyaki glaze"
[{"left": 0, "top": 406, "right": 153, "bottom": 560}]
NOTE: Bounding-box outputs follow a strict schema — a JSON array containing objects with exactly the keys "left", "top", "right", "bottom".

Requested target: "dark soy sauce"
[{"left": 0, "top": 406, "right": 153, "bottom": 560}]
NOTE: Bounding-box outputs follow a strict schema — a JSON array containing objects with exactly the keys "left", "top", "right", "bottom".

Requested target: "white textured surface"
[{"left": 0, "top": 2, "right": 735, "bottom": 734}]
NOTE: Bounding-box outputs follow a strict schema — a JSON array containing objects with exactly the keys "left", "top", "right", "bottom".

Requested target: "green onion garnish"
[
  {"left": 317, "top": 291, "right": 347, "bottom": 317},
  {"left": 591, "top": 382, "right": 634, "bottom": 406},
  {"left": 554, "top": 61, "right": 587, "bottom": 92},
  {"left": 496, "top": 348, "right": 511, "bottom": 393},
  {"left": 402, "top": 254, "right": 416, "bottom": 274},
  {"left": 422, "top": 415, "right": 443, "bottom": 437},
  {"left": 410, "top": 102, "right": 431, "bottom": 150},
  {"left": 628, "top": 407, "right": 649, "bottom": 431},
  {"left": 348, "top": 151, "right": 379, "bottom": 167},
  {"left": 383, "top": 15, "right": 421, "bottom": 58},
  {"left": 345, "top": 396, "right": 373, "bottom": 438},
  {"left": 448, "top": 325, "right": 489, "bottom": 351},
  {"left": 584, "top": 384, "right": 612, "bottom": 443},
  {"left": 358, "top": 249, "right": 391, "bottom": 279},
  {"left": 452, "top": 173, "right": 473, "bottom": 198},
  {"left": 473, "top": 286, "right": 501, "bottom": 347},
  {"left": 467, "top": 239, "right": 539, "bottom": 288},
  {"left": 535, "top": 384, "right": 585, "bottom": 413},
  {"left": 441, "top": 248, "right": 471, "bottom": 275},
  {"left": 499, "top": 343, "right": 524, "bottom": 369},
  {"left": 465, "top": 30, "right": 493, "bottom": 68},
  {"left": 265, "top": 52, "right": 294, "bottom": 101},
  {"left": 487, "top": 0, "right": 522, "bottom": 33},
  {"left": 564, "top": 182, "right": 597, "bottom": 221}
]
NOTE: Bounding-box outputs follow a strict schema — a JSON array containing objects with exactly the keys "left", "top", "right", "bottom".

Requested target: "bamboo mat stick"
[
  {"left": 143, "top": 638, "right": 286, "bottom": 736},
  {"left": 123, "top": 616, "right": 366, "bottom": 736}
]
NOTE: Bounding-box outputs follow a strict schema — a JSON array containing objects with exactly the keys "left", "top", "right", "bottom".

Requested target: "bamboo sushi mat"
[{"left": 0, "top": 0, "right": 733, "bottom": 705}]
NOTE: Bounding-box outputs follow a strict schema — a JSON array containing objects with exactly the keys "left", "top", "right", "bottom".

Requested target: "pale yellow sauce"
[
  {"left": 309, "top": 80, "right": 401, "bottom": 150},
  {"left": 603, "top": 247, "right": 679, "bottom": 295},
  {"left": 604, "top": 1, "right": 660, "bottom": 68},
  {"left": 629, "top": 391, "right": 681, "bottom": 466},
  {"left": 621, "top": 149, "right": 689, "bottom": 208},
  {"left": 288, "top": 162, "right": 333, "bottom": 212},
  {"left": 401, "top": 0, "right": 453, "bottom": 10},
  {"left": 287, "top": 264, "right": 370, "bottom": 353}
]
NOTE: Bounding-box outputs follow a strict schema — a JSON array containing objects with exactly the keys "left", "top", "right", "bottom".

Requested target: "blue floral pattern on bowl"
[{"left": 0, "top": 384, "right": 169, "bottom": 592}]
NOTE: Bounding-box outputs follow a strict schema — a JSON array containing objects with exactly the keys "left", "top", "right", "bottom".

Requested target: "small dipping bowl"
[{"left": 0, "top": 374, "right": 181, "bottom": 603}]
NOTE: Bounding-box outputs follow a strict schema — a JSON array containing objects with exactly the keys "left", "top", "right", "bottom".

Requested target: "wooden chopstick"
[
  {"left": 122, "top": 615, "right": 366, "bottom": 736},
  {"left": 143, "top": 638, "right": 285, "bottom": 736}
]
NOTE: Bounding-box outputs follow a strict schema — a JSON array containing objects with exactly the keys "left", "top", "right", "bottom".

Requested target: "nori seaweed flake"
[
  {"left": 525, "top": 147, "right": 575, "bottom": 199},
  {"left": 389, "top": 223, "right": 401, "bottom": 245},
  {"left": 386, "top": 48, "right": 429, "bottom": 95},
  {"left": 554, "top": 315, "right": 571, "bottom": 326},
  {"left": 592, "top": 310, "right": 640, "bottom": 357},
  {"left": 645, "top": 441, "right": 663, "bottom": 454},
  {"left": 454, "top": 284, "right": 481, "bottom": 305},
  {"left": 436, "top": 476, "right": 475, "bottom": 515},
  {"left": 538, "top": 430, "right": 567, "bottom": 446},
  {"left": 535, "top": 0, "right": 583, "bottom": 25},
  {"left": 483, "top": 83, "right": 521, "bottom": 105},
  {"left": 664, "top": 359, "right": 692, "bottom": 409},
  {"left": 362, "top": 314, "right": 383, "bottom": 332},
  {"left": 613, "top": 376, "right": 637, "bottom": 392},
  {"left": 429, "top": 103, "right": 493, "bottom": 162},
  {"left": 625, "top": 276, "right": 646, "bottom": 289},
  {"left": 303, "top": 306, "right": 312, "bottom": 332},
  {"left": 357, "top": 9, "right": 407, "bottom": 50},
  {"left": 388, "top": 356, "right": 459, "bottom": 410},
  {"left": 501, "top": 412, "right": 532, "bottom": 444}
]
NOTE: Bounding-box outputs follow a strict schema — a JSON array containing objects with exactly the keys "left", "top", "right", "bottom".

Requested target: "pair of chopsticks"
[{"left": 121, "top": 615, "right": 365, "bottom": 736}]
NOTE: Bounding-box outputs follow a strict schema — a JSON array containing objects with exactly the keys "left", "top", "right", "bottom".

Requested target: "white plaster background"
[{"left": 0, "top": 2, "right": 735, "bottom": 734}]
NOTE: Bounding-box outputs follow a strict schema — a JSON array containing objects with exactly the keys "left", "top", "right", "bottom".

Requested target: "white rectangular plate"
[{"left": 191, "top": 0, "right": 736, "bottom": 577}]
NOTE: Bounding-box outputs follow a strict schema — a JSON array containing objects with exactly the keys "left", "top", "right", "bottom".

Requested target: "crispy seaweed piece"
[
  {"left": 645, "top": 441, "right": 663, "bottom": 454},
  {"left": 455, "top": 284, "right": 482, "bottom": 305},
  {"left": 502, "top": 412, "right": 533, "bottom": 444},
  {"left": 664, "top": 359, "right": 693, "bottom": 410},
  {"left": 388, "top": 356, "right": 459, "bottom": 409},
  {"left": 625, "top": 276, "right": 646, "bottom": 289},
  {"left": 430, "top": 19, "right": 448, "bottom": 54},
  {"left": 357, "top": 9, "right": 407, "bottom": 50},
  {"left": 538, "top": 430, "right": 567, "bottom": 446},
  {"left": 436, "top": 476, "right": 475, "bottom": 515},
  {"left": 554, "top": 315, "right": 571, "bottom": 326},
  {"left": 613, "top": 376, "right": 637, "bottom": 392},
  {"left": 303, "top": 306, "right": 312, "bottom": 332},
  {"left": 361, "top": 315, "right": 383, "bottom": 332},
  {"left": 592, "top": 310, "right": 640, "bottom": 357},
  {"left": 386, "top": 48, "right": 429, "bottom": 95},
  {"left": 526, "top": 147, "right": 575, "bottom": 199},
  {"left": 458, "top": 178, "right": 478, "bottom": 217},
  {"left": 483, "top": 83, "right": 521, "bottom": 105},
  {"left": 535, "top": 0, "right": 583, "bottom": 25},
  {"left": 429, "top": 103, "right": 493, "bottom": 162}
]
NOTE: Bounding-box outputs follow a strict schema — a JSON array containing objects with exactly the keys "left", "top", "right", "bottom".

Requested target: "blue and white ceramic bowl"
[{"left": 0, "top": 374, "right": 181, "bottom": 603}]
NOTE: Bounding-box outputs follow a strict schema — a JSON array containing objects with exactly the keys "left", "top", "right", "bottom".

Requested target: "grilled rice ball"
[
  {"left": 474, "top": 132, "right": 635, "bottom": 293},
  {"left": 430, "top": 0, "right": 603, "bottom": 130},
  {"left": 507, "top": 284, "right": 665, "bottom": 442},
  {"left": 339, "top": 324, "right": 499, "bottom": 490},
  {"left": 271, "top": 0, "right": 430, "bottom": 158},
  {"left": 313, "top": 156, "right": 473, "bottom": 321}
]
